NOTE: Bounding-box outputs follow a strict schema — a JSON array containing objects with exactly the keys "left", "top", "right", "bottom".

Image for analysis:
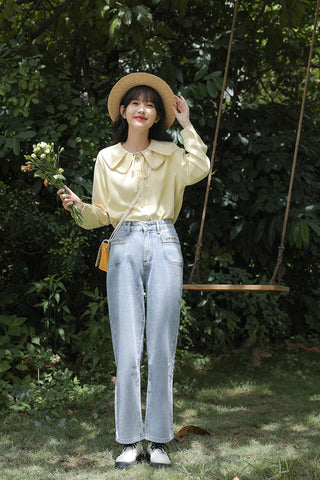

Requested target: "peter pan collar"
[{"left": 103, "top": 140, "right": 177, "bottom": 174}]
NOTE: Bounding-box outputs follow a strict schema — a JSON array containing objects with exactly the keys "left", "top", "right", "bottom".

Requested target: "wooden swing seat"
[
  {"left": 184, "top": 1, "right": 318, "bottom": 296},
  {"left": 183, "top": 284, "right": 290, "bottom": 292}
]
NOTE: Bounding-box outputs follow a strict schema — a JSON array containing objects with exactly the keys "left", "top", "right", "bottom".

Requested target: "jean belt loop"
[{"left": 156, "top": 220, "right": 160, "bottom": 235}]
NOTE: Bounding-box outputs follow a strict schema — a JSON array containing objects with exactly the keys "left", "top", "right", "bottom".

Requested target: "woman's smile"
[{"left": 134, "top": 116, "right": 147, "bottom": 121}]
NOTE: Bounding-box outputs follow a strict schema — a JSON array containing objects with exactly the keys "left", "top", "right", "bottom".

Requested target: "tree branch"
[{"left": 30, "top": 0, "right": 73, "bottom": 40}]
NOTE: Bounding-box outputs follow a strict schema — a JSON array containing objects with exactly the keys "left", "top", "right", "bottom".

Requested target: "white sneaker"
[
  {"left": 146, "top": 442, "right": 171, "bottom": 468},
  {"left": 114, "top": 442, "right": 144, "bottom": 469}
]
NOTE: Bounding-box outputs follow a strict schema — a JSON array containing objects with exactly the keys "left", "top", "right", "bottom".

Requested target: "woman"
[{"left": 58, "top": 72, "right": 210, "bottom": 469}]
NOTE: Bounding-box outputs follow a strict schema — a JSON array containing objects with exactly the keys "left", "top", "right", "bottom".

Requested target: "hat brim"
[{"left": 107, "top": 73, "right": 176, "bottom": 129}]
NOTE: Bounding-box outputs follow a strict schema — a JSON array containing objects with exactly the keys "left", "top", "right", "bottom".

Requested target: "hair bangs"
[{"left": 121, "top": 85, "right": 166, "bottom": 118}]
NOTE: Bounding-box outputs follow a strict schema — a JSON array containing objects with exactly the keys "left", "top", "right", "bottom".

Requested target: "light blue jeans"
[{"left": 106, "top": 220, "right": 183, "bottom": 444}]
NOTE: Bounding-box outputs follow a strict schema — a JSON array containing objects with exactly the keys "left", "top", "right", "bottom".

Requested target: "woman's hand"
[
  {"left": 57, "top": 185, "right": 84, "bottom": 213},
  {"left": 172, "top": 95, "right": 192, "bottom": 129}
]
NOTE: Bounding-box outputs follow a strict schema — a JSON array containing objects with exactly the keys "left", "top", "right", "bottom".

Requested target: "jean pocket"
[
  {"left": 109, "top": 233, "right": 128, "bottom": 267},
  {"left": 161, "top": 235, "right": 183, "bottom": 265}
]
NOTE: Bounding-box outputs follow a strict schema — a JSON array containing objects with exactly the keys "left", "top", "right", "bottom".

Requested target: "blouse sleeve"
[
  {"left": 179, "top": 125, "right": 210, "bottom": 185},
  {"left": 80, "top": 153, "right": 111, "bottom": 230}
]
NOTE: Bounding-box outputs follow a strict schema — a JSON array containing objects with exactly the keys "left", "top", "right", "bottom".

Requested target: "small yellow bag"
[
  {"left": 95, "top": 240, "right": 110, "bottom": 272},
  {"left": 95, "top": 166, "right": 152, "bottom": 273}
]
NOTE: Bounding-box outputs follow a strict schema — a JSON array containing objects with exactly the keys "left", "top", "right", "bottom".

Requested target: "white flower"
[{"left": 51, "top": 354, "right": 61, "bottom": 364}]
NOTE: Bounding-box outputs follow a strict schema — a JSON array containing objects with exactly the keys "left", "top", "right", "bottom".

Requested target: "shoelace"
[
  {"left": 150, "top": 442, "right": 166, "bottom": 452},
  {"left": 123, "top": 442, "right": 138, "bottom": 451}
]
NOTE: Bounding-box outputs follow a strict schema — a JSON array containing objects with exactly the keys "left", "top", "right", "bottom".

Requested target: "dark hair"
[{"left": 110, "top": 85, "right": 173, "bottom": 145}]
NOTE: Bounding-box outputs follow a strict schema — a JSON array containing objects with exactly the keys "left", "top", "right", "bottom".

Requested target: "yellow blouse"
[{"left": 81, "top": 125, "right": 210, "bottom": 229}]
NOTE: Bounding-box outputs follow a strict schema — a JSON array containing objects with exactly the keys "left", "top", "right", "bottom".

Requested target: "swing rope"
[
  {"left": 188, "top": 0, "right": 239, "bottom": 284},
  {"left": 270, "top": 0, "right": 320, "bottom": 286},
  {"left": 186, "top": 0, "right": 319, "bottom": 292}
]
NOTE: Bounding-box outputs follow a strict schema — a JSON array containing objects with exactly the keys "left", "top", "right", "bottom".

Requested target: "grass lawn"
[{"left": 1, "top": 346, "right": 320, "bottom": 479}]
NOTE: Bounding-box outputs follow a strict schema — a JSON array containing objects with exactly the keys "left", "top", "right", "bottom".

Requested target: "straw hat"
[{"left": 107, "top": 72, "right": 176, "bottom": 129}]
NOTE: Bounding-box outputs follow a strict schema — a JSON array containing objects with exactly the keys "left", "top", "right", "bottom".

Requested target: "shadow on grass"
[
  {"left": 171, "top": 348, "right": 320, "bottom": 478},
  {"left": 1, "top": 348, "right": 320, "bottom": 479}
]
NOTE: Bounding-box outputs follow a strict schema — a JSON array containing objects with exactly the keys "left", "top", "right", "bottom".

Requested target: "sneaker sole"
[
  {"left": 114, "top": 453, "right": 144, "bottom": 469},
  {"left": 145, "top": 452, "right": 171, "bottom": 468}
]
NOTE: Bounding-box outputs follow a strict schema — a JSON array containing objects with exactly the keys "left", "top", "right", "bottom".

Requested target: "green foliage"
[
  {"left": 1, "top": 0, "right": 320, "bottom": 403},
  {"left": 72, "top": 288, "right": 114, "bottom": 382},
  {"left": 27, "top": 275, "right": 74, "bottom": 350},
  {"left": 2, "top": 364, "right": 109, "bottom": 416},
  {"left": 0, "top": 313, "right": 37, "bottom": 382},
  {"left": 181, "top": 259, "right": 289, "bottom": 354}
]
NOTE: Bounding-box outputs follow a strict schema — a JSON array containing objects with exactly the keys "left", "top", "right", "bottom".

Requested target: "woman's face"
[{"left": 120, "top": 97, "right": 160, "bottom": 132}]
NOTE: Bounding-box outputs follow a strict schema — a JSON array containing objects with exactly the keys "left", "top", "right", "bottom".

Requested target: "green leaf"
[
  {"left": 42, "top": 301, "right": 49, "bottom": 314},
  {"left": 293, "top": 222, "right": 302, "bottom": 248},
  {"left": 230, "top": 219, "right": 244, "bottom": 240},
  {"left": 300, "top": 220, "right": 309, "bottom": 245},
  {"left": 206, "top": 79, "right": 218, "bottom": 98},
  {"left": 0, "top": 361, "right": 11, "bottom": 372},
  {"left": 307, "top": 221, "right": 320, "bottom": 236},
  {"left": 133, "top": 5, "right": 152, "bottom": 25},
  {"left": 46, "top": 105, "right": 55, "bottom": 114},
  {"left": 12, "top": 137, "right": 20, "bottom": 155},
  {"left": 194, "top": 64, "right": 208, "bottom": 81},
  {"left": 15, "top": 130, "right": 37, "bottom": 139},
  {"left": 118, "top": 7, "right": 132, "bottom": 25},
  {"left": 109, "top": 17, "right": 122, "bottom": 40},
  {"left": 175, "top": 67, "right": 184, "bottom": 83},
  {"left": 58, "top": 328, "right": 65, "bottom": 340},
  {"left": 57, "top": 282, "right": 67, "bottom": 291},
  {"left": 196, "top": 82, "right": 207, "bottom": 97},
  {"left": 204, "top": 71, "right": 222, "bottom": 80}
]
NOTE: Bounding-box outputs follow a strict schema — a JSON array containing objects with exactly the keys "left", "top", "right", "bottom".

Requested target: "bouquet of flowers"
[{"left": 22, "top": 142, "right": 83, "bottom": 225}]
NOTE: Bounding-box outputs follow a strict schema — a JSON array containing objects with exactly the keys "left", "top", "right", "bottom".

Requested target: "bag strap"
[{"left": 107, "top": 165, "right": 152, "bottom": 244}]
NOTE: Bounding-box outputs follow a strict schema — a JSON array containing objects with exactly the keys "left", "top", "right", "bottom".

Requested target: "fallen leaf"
[
  {"left": 286, "top": 343, "right": 320, "bottom": 353},
  {"left": 293, "top": 445, "right": 300, "bottom": 449},
  {"left": 177, "top": 425, "right": 211, "bottom": 438},
  {"left": 306, "top": 346, "right": 320, "bottom": 353},
  {"left": 259, "top": 349, "right": 272, "bottom": 358}
]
